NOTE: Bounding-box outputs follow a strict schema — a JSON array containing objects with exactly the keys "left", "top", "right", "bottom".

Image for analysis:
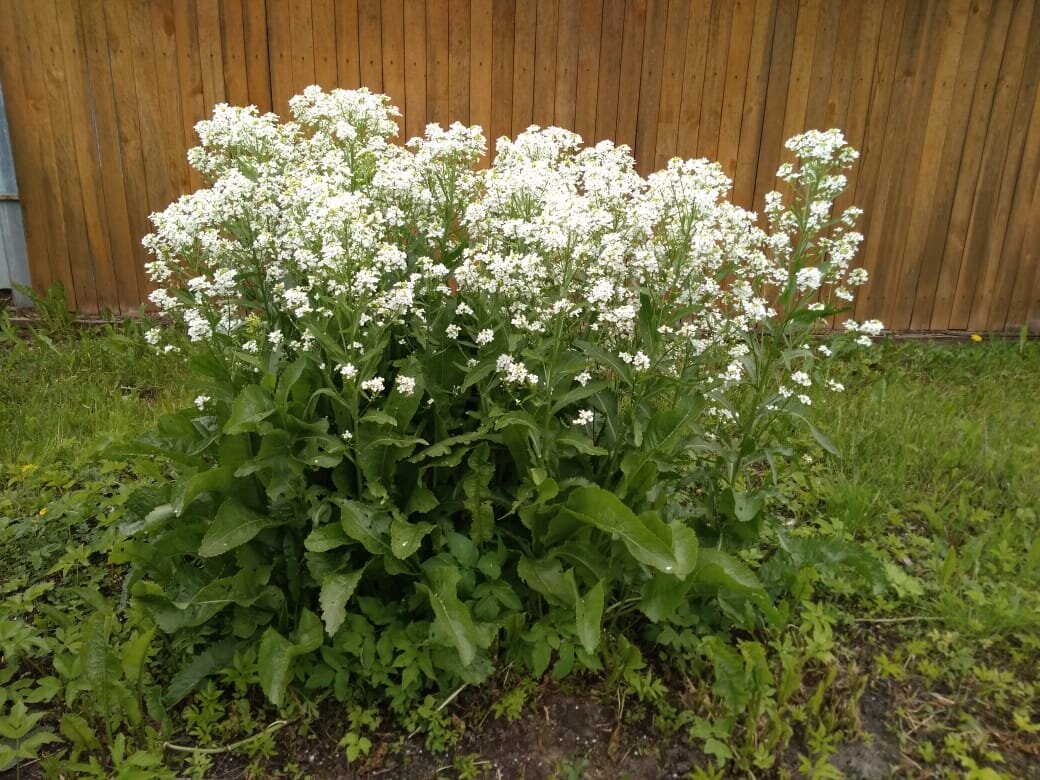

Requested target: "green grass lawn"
[{"left": 1, "top": 321, "right": 1037, "bottom": 778}]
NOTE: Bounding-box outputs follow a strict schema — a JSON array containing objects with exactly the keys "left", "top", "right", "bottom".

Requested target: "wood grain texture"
[{"left": 1, "top": 0, "right": 1036, "bottom": 330}]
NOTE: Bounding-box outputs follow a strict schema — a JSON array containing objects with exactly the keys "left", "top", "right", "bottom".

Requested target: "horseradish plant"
[{"left": 133, "top": 86, "right": 879, "bottom": 709}]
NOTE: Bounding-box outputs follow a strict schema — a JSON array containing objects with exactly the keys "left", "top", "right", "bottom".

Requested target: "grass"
[{"left": 1, "top": 320, "right": 1038, "bottom": 778}]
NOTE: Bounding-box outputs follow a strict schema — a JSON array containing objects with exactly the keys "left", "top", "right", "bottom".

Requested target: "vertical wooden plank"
[
  {"left": 883, "top": 0, "right": 971, "bottom": 330},
  {"left": 289, "top": 0, "right": 316, "bottom": 94},
  {"left": 675, "top": 0, "right": 711, "bottom": 159},
  {"left": 220, "top": 0, "right": 250, "bottom": 105},
  {"left": 594, "top": 0, "right": 624, "bottom": 144},
  {"left": 697, "top": 0, "right": 734, "bottom": 161},
  {"left": 554, "top": 0, "right": 580, "bottom": 130},
  {"left": 490, "top": 0, "right": 515, "bottom": 150},
  {"left": 830, "top": 0, "right": 883, "bottom": 223},
  {"left": 266, "top": 0, "right": 294, "bottom": 112},
  {"left": 103, "top": 0, "right": 153, "bottom": 300},
  {"left": 243, "top": 0, "right": 272, "bottom": 111},
  {"left": 717, "top": 0, "right": 756, "bottom": 180},
  {"left": 871, "top": 1, "right": 953, "bottom": 328},
  {"left": 928, "top": 0, "right": 1014, "bottom": 328},
  {"left": 733, "top": 0, "right": 778, "bottom": 209},
  {"left": 909, "top": 0, "right": 992, "bottom": 329},
  {"left": 0, "top": 3, "right": 53, "bottom": 296},
  {"left": 449, "top": 0, "right": 470, "bottom": 123},
  {"left": 652, "top": 0, "right": 690, "bottom": 168},
  {"left": 854, "top": 0, "right": 929, "bottom": 322},
  {"left": 173, "top": 0, "right": 206, "bottom": 193},
  {"left": 512, "top": 0, "right": 537, "bottom": 134},
  {"left": 382, "top": 0, "right": 406, "bottom": 128},
  {"left": 966, "top": 1, "right": 1040, "bottom": 330},
  {"left": 196, "top": 0, "right": 227, "bottom": 113},
  {"left": 149, "top": 0, "right": 192, "bottom": 199},
  {"left": 312, "top": 0, "right": 339, "bottom": 89},
  {"left": 777, "top": 0, "right": 819, "bottom": 151},
  {"left": 615, "top": 0, "right": 647, "bottom": 151},
  {"left": 404, "top": 0, "right": 428, "bottom": 139},
  {"left": 822, "top": 0, "right": 863, "bottom": 131},
  {"left": 336, "top": 0, "right": 362, "bottom": 89},
  {"left": 573, "top": 0, "right": 602, "bottom": 144},
  {"left": 79, "top": 0, "right": 140, "bottom": 310},
  {"left": 801, "top": 0, "right": 841, "bottom": 130},
  {"left": 17, "top": 0, "right": 79, "bottom": 305},
  {"left": 55, "top": 2, "right": 120, "bottom": 313},
  {"left": 633, "top": 0, "right": 667, "bottom": 173},
  {"left": 358, "top": 0, "right": 383, "bottom": 91},
  {"left": 1005, "top": 122, "right": 1040, "bottom": 329},
  {"left": 427, "top": 0, "right": 449, "bottom": 124},
  {"left": 471, "top": 0, "right": 494, "bottom": 150},
  {"left": 532, "top": 0, "right": 558, "bottom": 127},
  {"left": 751, "top": 0, "right": 797, "bottom": 209},
  {"left": 843, "top": 0, "right": 907, "bottom": 323}
]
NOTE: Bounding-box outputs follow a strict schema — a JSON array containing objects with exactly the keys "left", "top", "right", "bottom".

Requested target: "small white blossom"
[
  {"left": 395, "top": 375, "right": 417, "bottom": 396},
  {"left": 194, "top": 395, "right": 211, "bottom": 410},
  {"left": 341, "top": 430, "right": 354, "bottom": 441},
  {"left": 445, "top": 323, "right": 461, "bottom": 339},
  {"left": 571, "top": 409, "right": 595, "bottom": 426},
  {"left": 790, "top": 371, "right": 811, "bottom": 387},
  {"left": 827, "top": 379, "right": 845, "bottom": 392},
  {"left": 475, "top": 328, "right": 495, "bottom": 346},
  {"left": 575, "top": 370, "right": 592, "bottom": 386},
  {"left": 361, "top": 376, "right": 385, "bottom": 393}
]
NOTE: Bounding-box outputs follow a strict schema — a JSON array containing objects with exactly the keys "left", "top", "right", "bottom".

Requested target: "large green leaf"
[
  {"left": 334, "top": 499, "right": 391, "bottom": 555},
  {"left": 258, "top": 628, "right": 294, "bottom": 707},
  {"left": 418, "top": 566, "right": 480, "bottom": 666},
  {"left": 164, "top": 638, "right": 243, "bottom": 705},
  {"left": 304, "top": 523, "right": 350, "bottom": 552},
  {"left": 198, "top": 498, "right": 279, "bottom": 558},
  {"left": 224, "top": 384, "right": 276, "bottom": 434},
  {"left": 695, "top": 548, "right": 782, "bottom": 627},
  {"left": 517, "top": 555, "right": 575, "bottom": 607},
  {"left": 390, "top": 517, "right": 435, "bottom": 559},
  {"left": 319, "top": 569, "right": 365, "bottom": 636},
  {"left": 574, "top": 580, "right": 605, "bottom": 654},
  {"left": 562, "top": 486, "right": 678, "bottom": 573},
  {"left": 174, "top": 465, "right": 236, "bottom": 514}
]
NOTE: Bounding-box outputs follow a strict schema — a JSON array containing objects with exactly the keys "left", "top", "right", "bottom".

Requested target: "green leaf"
[
  {"left": 574, "top": 581, "right": 605, "bottom": 654},
  {"left": 550, "top": 379, "right": 609, "bottom": 414},
  {"left": 640, "top": 574, "right": 693, "bottom": 622},
  {"left": 390, "top": 517, "right": 435, "bottom": 559},
  {"left": 334, "top": 499, "right": 391, "bottom": 555},
  {"left": 174, "top": 465, "right": 236, "bottom": 514},
  {"left": 198, "top": 498, "right": 279, "bottom": 557},
  {"left": 562, "top": 486, "right": 678, "bottom": 573},
  {"left": 60, "top": 713, "right": 101, "bottom": 752},
  {"left": 164, "top": 639, "right": 242, "bottom": 705},
  {"left": 258, "top": 628, "right": 295, "bottom": 707},
  {"left": 517, "top": 555, "right": 575, "bottom": 607},
  {"left": 556, "top": 429, "right": 608, "bottom": 456},
  {"left": 319, "top": 570, "right": 365, "bottom": 636},
  {"left": 695, "top": 549, "right": 782, "bottom": 627},
  {"left": 305, "top": 523, "right": 350, "bottom": 552},
  {"left": 418, "top": 566, "right": 480, "bottom": 666},
  {"left": 224, "top": 384, "right": 275, "bottom": 434},
  {"left": 291, "top": 608, "right": 324, "bottom": 653},
  {"left": 120, "top": 628, "right": 156, "bottom": 685}
]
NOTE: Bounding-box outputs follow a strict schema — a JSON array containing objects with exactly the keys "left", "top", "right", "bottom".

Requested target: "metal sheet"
[{"left": 0, "top": 81, "right": 16, "bottom": 196}]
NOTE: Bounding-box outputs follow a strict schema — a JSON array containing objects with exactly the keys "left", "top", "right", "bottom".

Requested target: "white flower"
[
  {"left": 856, "top": 334, "right": 873, "bottom": 347},
  {"left": 144, "top": 327, "right": 161, "bottom": 346},
  {"left": 571, "top": 409, "right": 595, "bottom": 426},
  {"left": 575, "top": 370, "right": 592, "bottom": 386},
  {"left": 475, "top": 328, "right": 495, "bottom": 346},
  {"left": 341, "top": 430, "right": 354, "bottom": 441},
  {"left": 817, "top": 344, "right": 832, "bottom": 357},
  {"left": 790, "top": 371, "right": 811, "bottom": 387},
  {"left": 242, "top": 339, "right": 258, "bottom": 353},
  {"left": 795, "top": 267, "right": 822, "bottom": 292},
  {"left": 445, "top": 323, "right": 461, "bottom": 339},
  {"left": 396, "top": 375, "right": 416, "bottom": 396},
  {"left": 338, "top": 363, "right": 358, "bottom": 379},
  {"left": 361, "top": 376, "right": 385, "bottom": 393},
  {"left": 827, "top": 379, "right": 845, "bottom": 392},
  {"left": 797, "top": 394, "right": 812, "bottom": 406},
  {"left": 194, "top": 395, "right": 211, "bottom": 410}
]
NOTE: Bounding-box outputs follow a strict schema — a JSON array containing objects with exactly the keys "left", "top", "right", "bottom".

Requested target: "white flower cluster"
[{"left": 143, "top": 88, "right": 877, "bottom": 444}]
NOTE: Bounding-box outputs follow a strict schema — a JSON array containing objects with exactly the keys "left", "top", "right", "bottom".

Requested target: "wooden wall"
[{"left": 0, "top": 0, "right": 1038, "bottom": 331}]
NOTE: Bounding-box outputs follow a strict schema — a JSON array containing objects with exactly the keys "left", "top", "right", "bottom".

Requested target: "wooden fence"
[{"left": 0, "top": 0, "right": 1038, "bottom": 331}]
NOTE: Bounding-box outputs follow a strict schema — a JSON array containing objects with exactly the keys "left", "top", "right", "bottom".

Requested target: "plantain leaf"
[
  {"left": 418, "top": 566, "right": 479, "bottom": 666},
  {"left": 319, "top": 569, "right": 365, "bottom": 636},
  {"left": 258, "top": 628, "right": 295, "bottom": 707},
  {"left": 562, "top": 486, "right": 678, "bottom": 573},
  {"left": 390, "top": 517, "right": 435, "bottom": 559},
  {"left": 574, "top": 580, "right": 605, "bottom": 654},
  {"left": 224, "top": 384, "right": 275, "bottom": 434},
  {"left": 164, "top": 638, "right": 242, "bottom": 705},
  {"left": 198, "top": 497, "right": 279, "bottom": 557}
]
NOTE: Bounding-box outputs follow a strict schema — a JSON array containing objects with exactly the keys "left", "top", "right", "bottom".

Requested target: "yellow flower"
[
  {"left": 970, "top": 334, "right": 983, "bottom": 342},
  {"left": 38, "top": 507, "right": 47, "bottom": 516},
  {"left": 21, "top": 463, "right": 36, "bottom": 474}
]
